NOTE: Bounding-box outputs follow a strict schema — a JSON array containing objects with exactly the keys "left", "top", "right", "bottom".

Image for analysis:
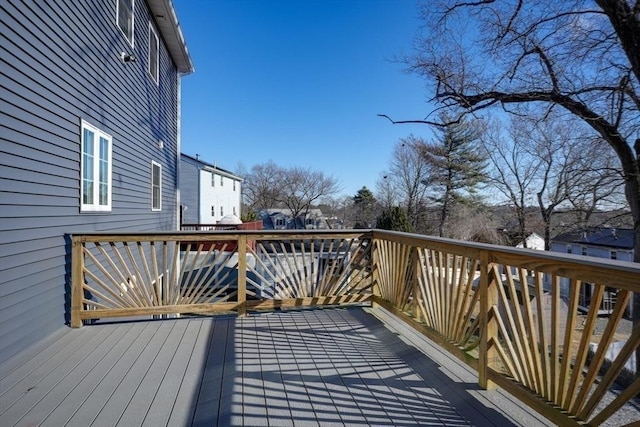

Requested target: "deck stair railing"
[{"left": 71, "top": 229, "right": 640, "bottom": 426}]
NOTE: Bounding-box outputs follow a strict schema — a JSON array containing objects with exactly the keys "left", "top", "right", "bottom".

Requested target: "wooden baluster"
[{"left": 237, "top": 235, "right": 247, "bottom": 316}]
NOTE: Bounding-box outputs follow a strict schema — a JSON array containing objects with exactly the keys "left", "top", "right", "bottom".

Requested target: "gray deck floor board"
[
  {"left": 164, "top": 319, "right": 213, "bottom": 427},
  {"left": 3, "top": 306, "right": 634, "bottom": 426},
  {"left": 89, "top": 320, "right": 178, "bottom": 426},
  {"left": 40, "top": 321, "right": 153, "bottom": 426},
  {"left": 63, "top": 321, "right": 163, "bottom": 426}
]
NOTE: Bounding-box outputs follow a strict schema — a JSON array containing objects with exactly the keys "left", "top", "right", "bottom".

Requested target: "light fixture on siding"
[
  {"left": 157, "top": 139, "right": 164, "bottom": 149},
  {"left": 120, "top": 52, "right": 136, "bottom": 63}
]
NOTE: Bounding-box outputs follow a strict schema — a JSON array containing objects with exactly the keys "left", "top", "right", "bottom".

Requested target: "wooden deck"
[{"left": 0, "top": 307, "right": 602, "bottom": 426}]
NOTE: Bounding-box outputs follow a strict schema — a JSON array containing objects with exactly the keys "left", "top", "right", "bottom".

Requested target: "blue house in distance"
[
  {"left": 550, "top": 227, "right": 635, "bottom": 317},
  {"left": 0, "top": 0, "right": 193, "bottom": 364}
]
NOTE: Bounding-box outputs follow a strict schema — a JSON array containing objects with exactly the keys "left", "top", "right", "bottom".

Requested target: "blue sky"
[{"left": 173, "top": 0, "right": 435, "bottom": 198}]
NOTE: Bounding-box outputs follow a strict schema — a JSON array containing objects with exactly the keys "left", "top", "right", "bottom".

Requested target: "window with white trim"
[
  {"left": 117, "top": 0, "right": 134, "bottom": 46},
  {"left": 610, "top": 250, "right": 617, "bottom": 260},
  {"left": 220, "top": 206, "right": 224, "bottom": 216},
  {"left": 233, "top": 180, "right": 236, "bottom": 191},
  {"left": 220, "top": 175, "right": 224, "bottom": 186},
  {"left": 81, "top": 121, "right": 112, "bottom": 212},
  {"left": 233, "top": 206, "right": 236, "bottom": 215},
  {"left": 151, "top": 161, "right": 161, "bottom": 211},
  {"left": 211, "top": 172, "right": 215, "bottom": 187},
  {"left": 148, "top": 22, "right": 159, "bottom": 83},
  {"left": 211, "top": 205, "right": 215, "bottom": 216}
]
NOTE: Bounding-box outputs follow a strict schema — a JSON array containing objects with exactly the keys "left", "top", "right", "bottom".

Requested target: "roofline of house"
[
  {"left": 551, "top": 227, "right": 635, "bottom": 249},
  {"left": 148, "top": 0, "right": 194, "bottom": 74},
  {"left": 181, "top": 153, "right": 244, "bottom": 181}
]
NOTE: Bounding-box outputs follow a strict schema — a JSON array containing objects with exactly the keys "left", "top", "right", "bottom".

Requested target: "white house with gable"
[{"left": 180, "top": 153, "right": 243, "bottom": 224}]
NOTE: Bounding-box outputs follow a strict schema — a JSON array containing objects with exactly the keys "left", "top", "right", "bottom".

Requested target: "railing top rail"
[
  {"left": 70, "top": 229, "right": 374, "bottom": 242},
  {"left": 373, "top": 229, "right": 640, "bottom": 291}
]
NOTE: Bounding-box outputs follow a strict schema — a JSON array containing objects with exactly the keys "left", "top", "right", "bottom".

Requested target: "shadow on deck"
[{"left": 1, "top": 307, "right": 556, "bottom": 426}]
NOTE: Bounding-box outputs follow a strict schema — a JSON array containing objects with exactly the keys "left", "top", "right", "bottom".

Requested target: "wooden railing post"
[
  {"left": 479, "top": 252, "right": 498, "bottom": 390},
  {"left": 70, "top": 236, "right": 84, "bottom": 328},
  {"left": 237, "top": 234, "right": 247, "bottom": 317}
]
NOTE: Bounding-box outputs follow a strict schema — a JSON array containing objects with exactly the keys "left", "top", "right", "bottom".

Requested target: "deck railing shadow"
[{"left": 70, "top": 229, "right": 640, "bottom": 426}]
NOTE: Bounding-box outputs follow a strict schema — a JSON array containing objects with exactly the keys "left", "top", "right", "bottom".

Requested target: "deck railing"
[{"left": 71, "top": 229, "right": 640, "bottom": 426}]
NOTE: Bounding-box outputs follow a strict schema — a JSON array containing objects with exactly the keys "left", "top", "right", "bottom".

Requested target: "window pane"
[
  {"left": 149, "top": 25, "right": 159, "bottom": 81},
  {"left": 152, "top": 162, "right": 161, "bottom": 210},
  {"left": 98, "top": 137, "right": 109, "bottom": 206},
  {"left": 82, "top": 129, "right": 95, "bottom": 204},
  {"left": 118, "top": 0, "right": 133, "bottom": 42},
  {"left": 83, "top": 181, "right": 93, "bottom": 205},
  {"left": 99, "top": 183, "right": 109, "bottom": 205}
]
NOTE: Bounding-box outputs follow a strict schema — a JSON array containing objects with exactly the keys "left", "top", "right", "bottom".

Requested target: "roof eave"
[{"left": 147, "top": 0, "right": 194, "bottom": 75}]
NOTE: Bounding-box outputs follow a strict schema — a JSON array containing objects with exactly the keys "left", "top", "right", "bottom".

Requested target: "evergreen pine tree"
[{"left": 420, "top": 118, "right": 488, "bottom": 237}]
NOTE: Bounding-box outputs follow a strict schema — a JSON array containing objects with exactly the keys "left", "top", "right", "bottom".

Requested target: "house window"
[
  {"left": 233, "top": 206, "right": 236, "bottom": 215},
  {"left": 220, "top": 176, "right": 224, "bottom": 186},
  {"left": 581, "top": 246, "right": 587, "bottom": 256},
  {"left": 151, "top": 161, "right": 161, "bottom": 211},
  {"left": 566, "top": 245, "right": 572, "bottom": 254},
  {"left": 81, "top": 120, "right": 112, "bottom": 212},
  {"left": 211, "top": 172, "right": 215, "bottom": 187},
  {"left": 211, "top": 205, "right": 215, "bottom": 216},
  {"left": 233, "top": 180, "right": 236, "bottom": 191},
  {"left": 611, "top": 250, "right": 617, "bottom": 260},
  {"left": 148, "top": 23, "right": 159, "bottom": 83},
  {"left": 220, "top": 206, "right": 224, "bottom": 216},
  {"left": 275, "top": 218, "right": 285, "bottom": 227},
  {"left": 117, "top": 0, "right": 134, "bottom": 46}
]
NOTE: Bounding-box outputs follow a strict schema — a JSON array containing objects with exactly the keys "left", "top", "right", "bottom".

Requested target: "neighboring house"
[
  {"left": 515, "top": 232, "right": 545, "bottom": 251},
  {"left": 259, "top": 208, "right": 331, "bottom": 230},
  {"left": 0, "top": 0, "right": 193, "bottom": 364},
  {"left": 550, "top": 228, "right": 635, "bottom": 316},
  {"left": 179, "top": 153, "right": 243, "bottom": 225}
]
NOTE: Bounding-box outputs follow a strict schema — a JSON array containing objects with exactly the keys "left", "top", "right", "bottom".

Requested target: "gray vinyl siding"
[
  {"left": 0, "top": 0, "right": 181, "bottom": 363},
  {"left": 179, "top": 156, "right": 200, "bottom": 224}
]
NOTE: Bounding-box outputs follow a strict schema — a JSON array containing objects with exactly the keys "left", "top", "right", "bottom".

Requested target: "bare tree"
[
  {"left": 382, "top": 137, "right": 432, "bottom": 231},
  {"left": 483, "top": 118, "right": 540, "bottom": 246},
  {"left": 484, "top": 114, "right": 626, "bottom": 247},
  {"left": 242, "top": 161, "right": 284, "bottom": 212},
  {"left": 566, "top": 137, "right": 627, "bottom": 228},
  {"left": 277, "top": 166, "right": 341, "bottom": 229}
]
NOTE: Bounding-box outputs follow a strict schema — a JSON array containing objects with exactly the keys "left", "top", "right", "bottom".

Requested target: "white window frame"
[
  {"left": 116, "top": 0, "right": 135, "bottom": 47},
  {"left": 151, "top": 161, "right": 162, "bottom": 211},
  {"left": 148, "top": 22, "right": 159, "bottom": 84},
  {"left": 610, "top": 250, "right": 617, "bottom": 260},
  {"left": 211, "top": 205, "right": 215, "bottom": 216},
  {"left": 81, "top": 120, "right": 113, "bottom": 212},
  {"left": 211, "top": 172, "right": 215, "bottom": 187},
  {"left": 233, "top": 180, "right": 236, "bottom": 191},
  {"left": 220, "top": 206, "right": 224, "bottom": 216},
  {"left": 220, "top": 175, "right": 224, "bottom": 186}
]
